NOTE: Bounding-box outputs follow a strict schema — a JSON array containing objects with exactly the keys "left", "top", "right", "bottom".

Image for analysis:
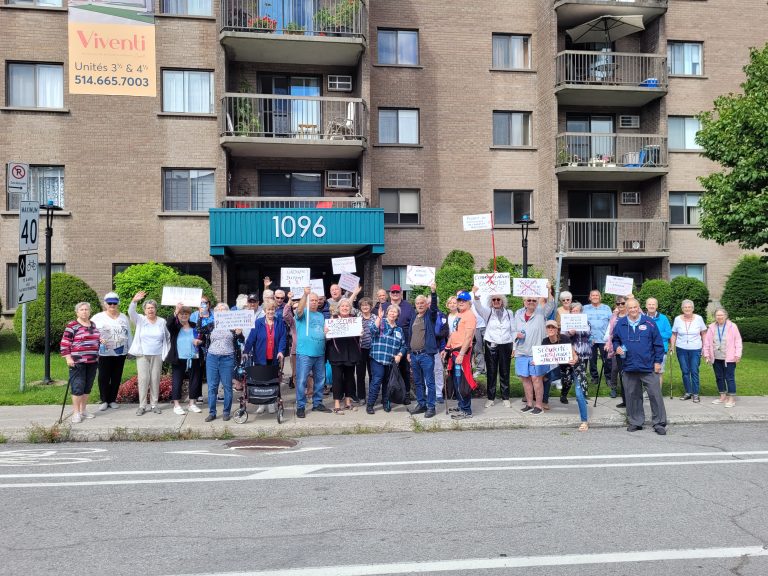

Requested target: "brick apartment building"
[{"left": 1, "top": 0, "right": 763, "bottom": 315}]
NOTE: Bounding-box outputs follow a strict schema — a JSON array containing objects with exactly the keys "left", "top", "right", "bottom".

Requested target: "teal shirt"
[{"left": 295, "top": 310, "right": 326, "bottom": 357}]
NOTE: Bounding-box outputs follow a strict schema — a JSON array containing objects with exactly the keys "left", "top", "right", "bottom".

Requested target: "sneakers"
[
  {"left": 692, "top": 394, "right": 700, "bottom": 403},
  {"left": 627, "top": 425, "right": 643, "bottom": 432},
  {"left": 71, "top": 412, "right": 82, "bottom": 423},
  {"left": 654, "top": 426, "right": 667, "bottom": 436},
  {"left": 409, "top": 404, "right": 428, "bottom": 415},
  {"left": 204, "top": 414, "right": 216, "bottom": 422},
  {"left": 222, "top": 414, "right": 231, "bottom": 422},
  {"left": 711, "top": 398, "right": 725, "bottom": 405},
  {"left": 484, "top": 399, "right": 496, "bottom": 409},
  {"left": 109, "top": 402, "right": 120, "bottom": 409},
  {"left": 267, "top": 403, "right": 276, "bottom": 414},
  {"left": 98, "top": 402, "right": 109, "bottom": 411},
  {"left": 679, "top": 393, "right": 692, "bottom": 401},
  {"left": 503, "top": 400, "right": 511, "bottom": 408},
  {"left": 151, "top": 405, "right": 162, "bottom": 414},
  {"left": 173, "top": 406, "right": 186, "bottom": 415},
  {"left": 725, "top": 401, "right": 736, "bottom": 408},
  {"left": 520, "top": 405, "right": 533, "bottom": 413},
  {"left": 424, "top": 408, "right": 436, "bottom": 418},
  {"left": 451, "top": 411, "right": 472, "bottom": 420},
  {"left": 531, "top": 407, "right": 543, "bottom": 415},
  {"left": 313, "top": 403, "right": 332, "bottom": 413},
  {"left": 81, "top": 411, "right": 95, "bottom": 419},
  {"left": 188, "top": 404, "right": 202, "bottom": 413},
  {"left": 365, "top": 405, "right": 375, "bottom": 415},
  {"left": 560, "top": 396, "right": 569, "bottom": 404},
  {"left": 296, "top": 407, "right": 306, "bottom": 418},
  {"left": 136, "top": 406, "right": 146, "bottom": 416},
  {"left": 255, "top": 405, "right": 265, "bottom": 414}
]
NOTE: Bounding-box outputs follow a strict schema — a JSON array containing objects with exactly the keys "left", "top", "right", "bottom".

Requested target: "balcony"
[
  {"left": 555, "top": 133, "right": 668, "bottom": 181},
  {"left": 220, "top": 0, "right": 367, "bottom": 66},
  {"left": 220, "top": 94, "right": 367, "bottom": 159},
  {"left": 557, "top": 219, "right": 669, "bottom": 257},
  {"left": 210, "top": 200, "right": 384, "bottom": 256},
  {"left": 555, "top": 51, "right": 667, "bottom": 106},
  {"left": 554, "top": 0, "right": 667, "bottom": 28}
]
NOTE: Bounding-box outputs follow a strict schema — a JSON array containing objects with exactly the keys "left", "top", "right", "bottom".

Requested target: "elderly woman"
[
  {"left": 326, "top": 298, "right": 361, "bottom": 414},
  {"left": 366, "top": 303, "right": 406, "bottom": 414},
  {"left": 356, "top": 297, "right": 376, "bottom": 405},
  {"left": 703, "top": 308, "right": 743, "bottom": 407},
  {"left": 471, "top": 286, "right": 515, "bottom": 408},
  {"left": 167, "top": 304, "right": 203, "bottom": 415},
  {"left": 92, "top": 291, "right": 132, "bottom": 411},
  {"left": 200, "top": 303, "right": 244, "bottom": 422},
  {"left": 283, "top": 295, "right": 299, "bottom": 390},
  {"left": 60, "top": 302, "right": 101, "bottom": 423},
  {"left": 244, "top": 301, "right": 286, "bottom": 415},
  {"left": 128, "top": 291, "right": 170, "bottom": 416},
  {"left": 555, "top": 291, "right": 573, "bottom": 326},
  {"left": 670, "top": 299, "right": 708, "bottom": 402}
]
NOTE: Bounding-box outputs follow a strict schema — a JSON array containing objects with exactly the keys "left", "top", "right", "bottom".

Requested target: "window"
[
  {"left": 8, "top": 166, "right": 64, "bottom": 210},
  {"left": 669, "top": 192, "right": 702, "bottom": 226},
  {"left": 383, "top": 266, "right": 412, "bottom": 296},
  {"left": 493, "top": 112, "right": 531, "bottom": 146},
  {"left": 7, "top": 63, "right": 63, "bottom": 108},
  {"left": 378, "top": 109, "right": 419, "bottom": 144},
  {"left": 162, "top": 169, "right": 215, "bottom": 212},
  {"left": 7, "top": 263, "right": 64, "bottom": 310},
  {"left": 669, "top": 116, "right": 702, "bottom": 150},
  {"left": 670, "top": 264, "right": 705, "bottom": 283},
  {"left": 667, "top": 42, "right": 702, "bottom": 76},
  {"left": 7, "top": 0, "right": 63, "bottom": 5},
  {"left": 162, "top": 70, "right": 214, "bottom": 113},
  {"left": 259, "top": 172, "right": 322, "bottom": 197},
  {"left": 492, "top": 34, "right": 531, "bottom": 69},
  {"left": 377, "top": 29, "right": 419, "bottom": 65},
  {"left": 380, "top": 189, "right": 419, "bottom": 225},
  {"left": 493, "top": 190, "right": 532, "bottom": 225},
  {"left": 162, "top": 0, "right": 212, "bottom": 16}
]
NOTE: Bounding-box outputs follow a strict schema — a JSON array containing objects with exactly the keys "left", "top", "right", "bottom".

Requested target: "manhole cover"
[{"left": 224, "top": 438, "right": 298, "bottom": 451}]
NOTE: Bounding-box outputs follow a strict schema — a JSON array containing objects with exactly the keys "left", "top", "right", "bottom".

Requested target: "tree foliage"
[
  {"left": 720, "top": 255, "right": 768, "bottom": 318},
  {"left": 696, "top": 44, "right": 768, "bottom": 252},
  {"left": 441, "top": 250, "right": 475, "bottom": 269},
  {"left": 637, "top": 279, "right": 674, "bottom": 318},
  {"left": 669, "top": 276, "right": 710, "bottom": 317}
]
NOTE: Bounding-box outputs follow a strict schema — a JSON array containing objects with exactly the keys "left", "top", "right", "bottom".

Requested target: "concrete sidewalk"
[{"left": 1, "top": 392, "right": 767, "bottom": 442}]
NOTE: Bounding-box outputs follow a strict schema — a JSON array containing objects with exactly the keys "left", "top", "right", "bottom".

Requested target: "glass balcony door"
[
  {"left": 568, "top": 190, "right": 617, "bottom": 250},
  {"left": 260, "top": 75, "right": 320, "bottom": 136},
  {"left": 566, "top": 113, "right": 615, "bottom": 162}
]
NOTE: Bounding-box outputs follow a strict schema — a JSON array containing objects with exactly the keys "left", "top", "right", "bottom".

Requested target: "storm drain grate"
[{"left": 224, "top": 438, "right": 298, "bottom": 451}]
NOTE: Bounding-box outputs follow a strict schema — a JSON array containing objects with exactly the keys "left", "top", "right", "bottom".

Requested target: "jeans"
[
  {"left": 542, "top": 366, "right": 562, "bottom": 404},
  {"left": 676, "top": 348, "right": 702, "bottom": 394},
  {"left": 206, "top": 353, "right": 234, "bottom": 416},
  {"left": 411, "top": 352, "right": 436, "bottom": 409},
  {"left": 574, "top": 374, "right": 588, "bottom": 422},
  {"left": 484, "top": 342, "right": 512, "bottom": 400},
  {"left": 98, "top": 355, "right": 126, "bottom": 404},
  {"left": 712, "top": 359, "right": 736, "bottom": 395},
  {"left": 296, "top": 354, "right": 326, "bottom": 409},
  {"left": 589, "top": 343, "right": 612, "bottom": 387},
  {"left": 368, "top": 358, "right": 392, "bottom": 406}
]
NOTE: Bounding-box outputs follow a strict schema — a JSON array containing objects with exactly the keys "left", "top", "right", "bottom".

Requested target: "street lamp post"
[
  {"left": 515, "top": 214, "right": 536, "bottom": 277},
  {"left": 41, "top": 202, "right": 62, "bottom": 384}
]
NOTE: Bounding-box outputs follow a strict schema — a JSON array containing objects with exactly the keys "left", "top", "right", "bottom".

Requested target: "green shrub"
[
  {"left": 435, "top": 265, "right": 474, "bottom": 312},
  {"left": 637, "top": 279, "right": 673, "bottom": 316},
  {"left": 669, "top": 276, "right": 710, "bottom": 318},
  {"left": 721, "top": 256, "right": 768, "bottom": 318},
  {"left": 735, "top": 317, "right": 768, "bottom": 343},
  {"left": 13, "top": 273, "right": 101, "bottom": 353},
  {"left": 113, "top": 262, "right": 179, "bottom": 314},
  {"left": 441, "top": 250, "right": 475, "bottom": 270}
]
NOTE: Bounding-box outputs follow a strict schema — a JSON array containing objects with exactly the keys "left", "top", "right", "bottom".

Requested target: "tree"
[
  {"left": 636, "top": 279, "right": 674, "bottom": 318},
  {"left": 720, "top": 255, "right": 768, "bottom": 318},
  {"left": 696, "top": 44, "right": 768, "bottom": 252},
  {"left": 669, "top": 276, "right": 709, "bottom": 318}
]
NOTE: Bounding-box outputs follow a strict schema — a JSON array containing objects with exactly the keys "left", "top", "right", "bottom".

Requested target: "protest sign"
[
  {"left": 462, "top": 213, "right": 493, "bottom": 231},
  {"left": 473, "top": 272, "right": 511, "bottom": 296},
  {"left": 161, "top": 286, "right": 203, "bottom": 307},
  {"left": 532, "top": 344, "right": 572, "bottom": 366},
  {"left": 559, "top": 313, "right": 589, "bottom": 332},
  {"left": 331, "top": 256, "right": 356, "bottom": 274},
  {"left": 325, "top": 316, "right": 363, "bottom": 339},
  {"left": 604, "top": 275, "right": 634, "bottom": 296},
  {"left": 406, "top": 265, "right": 436, "bottom": 286},
  {"left": 339, "top": 272, "right": 360, "bottom": 293},
  {"left": 310, "top": 279, "right": 325, "bottom": 298},
  {"left": 214, "top": 310, "right": 255, "bottom": 331},
  {"left": 512, "top": 278, "right": 549, "bottom": 298},
  {"left": 281, "top": 267, "right": 310, "bottom": 289}
]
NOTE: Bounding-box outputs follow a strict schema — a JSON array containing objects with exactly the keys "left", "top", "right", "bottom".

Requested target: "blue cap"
[{"left": 456, "top": 291, "right": 472, "bottom": 301}]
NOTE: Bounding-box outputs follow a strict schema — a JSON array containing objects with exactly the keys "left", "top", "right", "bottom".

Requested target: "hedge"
[
  {"left": 637, "top": 279, "right": 674, "bottom": 318},
  {"left": 735, "top": 317, "right": 768, "bottom": 344},
  {"left": 721, "top": 256, "right": 768, "bottom": 318},
  {"left": 669, "top": 276, "right": 709, "bottom": 317},
  {"left": 441, "top": 250, "right": 475, "bottom": 270}
]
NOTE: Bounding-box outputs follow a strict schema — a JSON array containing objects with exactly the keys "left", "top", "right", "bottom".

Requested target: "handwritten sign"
[
  {"left": 338, "top": 272, "right": 360, "bottom": 293},
  {"left": 513, "top": 278, "right": 549, "bottom": 298},
  {"left": 332, "top": 256, "right": 356, "bottom": 274},
  {"left": 473, "top": 273, "right": 511, "bottom": 296},
  {"left": 310, "top": 279, "right": 325, "bottom": 298},
  {"left": 161, "top": 286, "right": 203, "bottom": 307},
  {"left": 214, "top": 309, "right": 255, "bottom": 331},
  {"left": 532, "top": 344, "right": 572, "bottom": 366},
  {"left": 281, "top": 267, "right": 310, "bottom": 289},
  {"left": 559, "top": 313, "right": 589, "bottom": 332},
  {"left": 462, "top": 213, "right": 493, "bottom": 231},
  {"left": 325, "top": 316, "right": 363, "bottom": 339},
  {"left": 406, "top": 266, "right": 436, "bottom": 286},
  {"left": 604, "top": 275, "right": 634, "bottom": 296}
]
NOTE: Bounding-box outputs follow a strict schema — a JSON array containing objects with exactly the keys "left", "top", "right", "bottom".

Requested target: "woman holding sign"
[
  {"left": 201, "top": 303, "right": 244, "bottom": 422},
  {"left": 128, "top": 292, "right": 171, "bottom": 416},
  {"left": 325, "top": 298, "right": 362, "bottom": 414},
  {"left": 244, "top": 302, "right": 287, "bottom": 415}
]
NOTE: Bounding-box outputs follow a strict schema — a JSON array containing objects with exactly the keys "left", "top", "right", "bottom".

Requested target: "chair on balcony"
[{"left": 326, "top": 102, "right": 356, "bottom": 140}]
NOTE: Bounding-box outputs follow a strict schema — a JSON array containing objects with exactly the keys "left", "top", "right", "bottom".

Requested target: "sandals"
[
  {"left": 344, "top": 404, "right": 358, "bottom": 412},
  {"left": 332, "top": 407, "right": 345, "bottom": 415},
  {"left": 578, "top": 422, "right": 589, "bottom": 432}
]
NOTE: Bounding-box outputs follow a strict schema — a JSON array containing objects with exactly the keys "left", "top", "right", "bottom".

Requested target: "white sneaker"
[
  {"left": 188, "top": 404, "right": 202, "bottom": 413},
  {"left": 255, "top": 405, "right": 265, "bottom": 414},
  {"left": 267, "top": 403, "right": 276, "bottom": 414},
  {"left": 81, "top": 411, "right": 95, "bottom": 419},
  {"left": 503, "top": 400, "right": 511, "bottom": 408},
  {"left": 98, "top": 402, "right": 109, "bottom": 411},
  {"left": 109, "top": 402, "right": 120, "bottom": 409},
  {"left": 71, "top": 413, "right": 82, "bottom": 423},
  {"left": 484, "top": 399, "right": 496, "bottom": 409},
  {"left": 173, "top": 406, "right": 186, "bottom": 415}
]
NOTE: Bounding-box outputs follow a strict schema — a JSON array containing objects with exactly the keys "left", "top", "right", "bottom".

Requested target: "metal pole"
[
  {"left": 20, "top": 303, "right": 27, "bottom": 392},
  {"left": 522, "top": 228, "right": 529, "bottom": 278},
  {"left": 43, "top": 208, "right": 53, "bottom": 384}
]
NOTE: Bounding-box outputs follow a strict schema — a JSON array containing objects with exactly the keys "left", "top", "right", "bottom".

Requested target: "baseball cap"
[
  {"left": 247, "top": 293, "right": 259, "bottom": 302},
  {"left": 104, "top": 292, "right": 120, "bottom": 304},
  {"left": 456, "top": 291, "right": 472, "bottom": 301},
  {"left": 389, "top": 284, "right": 402, "bottom": 292},
  {"left": 545, "top": 320, "right": 559, "bottom": 328}
]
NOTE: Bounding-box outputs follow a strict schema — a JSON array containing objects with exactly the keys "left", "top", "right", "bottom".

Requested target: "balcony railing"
[
  {"left": 557, "top": 219, "right": 669, "bottom": 253},
  {"left": 221, "top": 94, "right": 367, "bottom": 141},
  {"left": 553, "top": 0, "right": 667, "bottom": 6},
  {"left": 555, "top": 51, "right": 667, "bottom": 89},
  {"left": 556, "top": 133, "right": 667, "bottom": 168},
  {"left": 221, "top": 196, "right": 369, "bottom": 209},
  {"left": 221, "top": 0, "right": 367, "bottom": 39}
]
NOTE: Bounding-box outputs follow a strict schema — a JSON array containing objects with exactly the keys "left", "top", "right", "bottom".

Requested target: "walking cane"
[
  {"left": 667, "top": 351, "right": 675, "bottom": 400},
  {"left": 592, "top": 361, "right": 604, "bottom": 408},
  {"left": 58, "top": 380, "right": 71, "bottom": 424}
]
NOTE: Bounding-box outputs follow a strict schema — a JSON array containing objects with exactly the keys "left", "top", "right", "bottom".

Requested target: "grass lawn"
[{"left": 0, "top": 330, "right": 137, "bottom": 406}]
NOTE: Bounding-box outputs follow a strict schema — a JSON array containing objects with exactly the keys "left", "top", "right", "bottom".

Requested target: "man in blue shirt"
[
  {"left": 645, "top": 297, "right": 672, "bottom": 391},
  {"left": 294, "top": 286, "right": 331, "bottom": 418},
  {"left": 584, "top": 289, "right": 613, "bottom": 390}
]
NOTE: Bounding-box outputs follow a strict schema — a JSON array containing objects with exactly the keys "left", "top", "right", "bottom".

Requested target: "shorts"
[
  {"left": 515, "top": 356, "right": 549, "bottom": 378},
  {"left": 69, "top": 362, "right": 98, "bottom": 396}
]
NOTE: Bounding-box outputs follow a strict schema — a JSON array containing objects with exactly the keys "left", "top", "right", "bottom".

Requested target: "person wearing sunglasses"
[
  {"left": 603, "top": 296, "right": 631, "bottom": 408},
  {"left": 555, "top": 291, "right": 574, "bottom": 327},
  {"left": 60, "top": 302, "right": 101, "bottom": 423},
  {"left": 92, "top": 292, "right": 132, "bottom": 412},
  {"left": 471, "top": 286, "right": 515, "bottom": 409}
]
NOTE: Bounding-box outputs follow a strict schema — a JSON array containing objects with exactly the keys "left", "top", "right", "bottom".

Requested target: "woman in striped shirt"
[{"left": 60, "top": 302, "right": 101, "bottom": 423}]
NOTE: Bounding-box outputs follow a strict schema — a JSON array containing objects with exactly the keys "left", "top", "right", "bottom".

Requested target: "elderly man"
[
  {"left": 645, "top": 297, "right": 672, "bottom": 391},
  {"left": 294, "top": 287, "right": 331, "bottom": 418},
  {"left": 612, "top": 298, "right": 667, "bottom": 435},
  {"left": 441, "top": 290, "right": 477, "bottom": 419},
  {"left": 246, "top": 292, "right": 264, "bottom": 320},
  {"left": 382, "top": 284, "right": 415, "bottom": 404},
  {"left": 472, "top": 286, "right": 515, "bottom": 408},
  {"left": 406, "top": 283, "right": 439, "bottom": 418},
  {"left": 584, "top": 289, "right": 613, "bottom": 389}
]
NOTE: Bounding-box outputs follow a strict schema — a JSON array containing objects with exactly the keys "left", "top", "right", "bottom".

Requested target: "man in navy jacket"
[
  {"left": 406, "top": 283, "right": 439, "bottom": 418},
  {"left": 612, "top": 298, "right": 668, "bottom": 435}
]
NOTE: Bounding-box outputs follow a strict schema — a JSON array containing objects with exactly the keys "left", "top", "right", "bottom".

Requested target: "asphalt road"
[{"left": 2, "top": 423, "right": 768, "bottom": 576}]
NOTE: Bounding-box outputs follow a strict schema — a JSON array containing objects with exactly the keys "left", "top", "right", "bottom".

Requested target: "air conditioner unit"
[
  {"left": 327, "top": 75, "right": 353, "bottom": 92},
  {"left": 619, "top": 115, "right": 640, "bottom": 129},
  {"left": 621, "top": 191, "right": 641, "bottom": 205},
  {"left": 326, "top": 171, "right": 358, "bottom": 190},
  {"left": 623, "top": 240, "right": 646, "bottom": 252}
]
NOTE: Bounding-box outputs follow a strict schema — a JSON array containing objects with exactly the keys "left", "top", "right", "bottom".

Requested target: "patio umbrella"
[{"left": 566, "top": 14, "right": 645, "bottom": 44}]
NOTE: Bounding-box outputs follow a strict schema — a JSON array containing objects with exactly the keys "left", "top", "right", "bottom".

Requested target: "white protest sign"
[
  {"left": 310, "top": 279, "right": 325, "bottom": 298},
  {"left": 513, "top": 278, "right": 549, "bottom": 298},
  {"left": 462, "top": 213, "right": 493, "bottom": 231},
  {"left": 406, "top": 265, "right": 436, "bottom": 286},
  {"left": 338, "top": 272, "right": 360, "bottom": 293},
  {"left": 325, "top": 316, "right": 363, "bottom": 339},
  {"left": 332, "top": 256, "right": 356, "bottom": 274},
  {"left": 604, "top": 275, "right": 634, "bottom": 296},
  {"left": 473, "top": 272, "right": 511, "bottom": 296},
  {"left": 532, "top": 344, "right": 572, "bottom": 366},
  {"left": 161, "top": 286, "right": 203, "bottom": 307},
  {"left": 559, "top": 313, "right": 589, "bottom": 332},
  {"left": 214, "top": 309, "right": 255, "bottom": 331},
  {"left": 281, "top": 267, "right": 310, "bottom": 289}
]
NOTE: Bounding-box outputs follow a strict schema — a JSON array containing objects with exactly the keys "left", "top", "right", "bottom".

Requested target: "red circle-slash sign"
[{"left": 11, "top": 165, "right": 26, "bottom": 180}]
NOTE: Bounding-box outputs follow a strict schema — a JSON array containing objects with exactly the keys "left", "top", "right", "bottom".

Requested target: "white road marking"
[
  {"left": 0, "top": 447, "right": 108, "bottom": 467},
  {"left": 166, "top": 450, "right": 244, "bottom": 458},
  {"left": 162, "top": 545, "right": 768, "bottom": 576},
  {"left": 262, "top": 447, "right": 333, "bottom": 455}
]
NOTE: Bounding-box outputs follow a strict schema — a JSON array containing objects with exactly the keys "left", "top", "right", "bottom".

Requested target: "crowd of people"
[{"left": 60, "top": 277, "right": 744, "bottom": 432}]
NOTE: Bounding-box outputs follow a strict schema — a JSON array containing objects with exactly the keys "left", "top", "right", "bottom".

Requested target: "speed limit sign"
[{"left": 19, "top": 201, "right": 39, "bottom": 252}]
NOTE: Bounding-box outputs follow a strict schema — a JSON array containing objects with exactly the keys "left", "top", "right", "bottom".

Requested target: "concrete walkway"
[{"left": 2, "top": 393, "right": 767, "bottom": 442}]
